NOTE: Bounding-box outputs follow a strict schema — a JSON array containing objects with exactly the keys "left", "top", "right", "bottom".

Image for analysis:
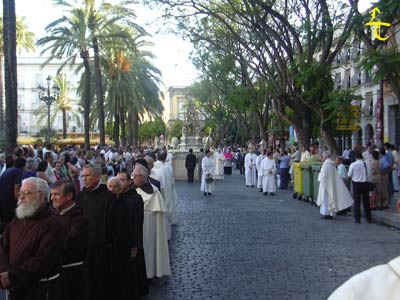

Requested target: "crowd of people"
[
  {"left": 189, "top": 141, "right": 398, "bottom": 224},
  {"left": 0, "top": 143, "right": 177, "bottom": 300}
]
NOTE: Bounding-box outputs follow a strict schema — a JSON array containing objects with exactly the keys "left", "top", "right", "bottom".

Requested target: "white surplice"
[
  {"left": 329, "top": 256, "right": 400, "bottom": 300},
  {"left": 152, "top": 160, "right": 178, "bottom": 238},
  {"left": 317, "top": 158, "right": 353, "bottom": 215},
  {"left": 260, "top": 157, "right": 277, "bottom": 193},
  {"left": 256, "top": 154, "right": 266, "bottom": 188},
  {"left": 244, "top": 153, "right": 257, "bottom": 186},
  {"left": 136, "top": 185, "right": 171, "bottom": 279},
  {"left": 213, "top": 151, "right": 225, "bottom": 180},
  {"left": 201, "top": 156, "right": 214, "bottom": 193}
]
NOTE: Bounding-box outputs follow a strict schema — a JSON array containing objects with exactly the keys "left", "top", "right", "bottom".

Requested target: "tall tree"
[
  {"left": 38, "top": 6, "right": 92, "bottom": 150},
  {"left": 149, "top": 0, "right": 357, "bottom": 151},
  {"left": 0, "top": 14, "right": 34, "bottom": 144},
  {"left": 2, "top": 0, "right": 17, "bottom": 152}
]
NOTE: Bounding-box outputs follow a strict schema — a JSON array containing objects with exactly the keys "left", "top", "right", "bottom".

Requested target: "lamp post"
[{"left": 38, "top": 75, "right": 59, "bottom": 142}]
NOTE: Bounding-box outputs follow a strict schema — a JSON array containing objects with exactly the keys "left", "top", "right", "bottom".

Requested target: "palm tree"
[
  {"left": 0, "top": 14, "right": 35, "bottom": 143},
  {"left": 2, "top": 0, "right": 18, "bottom": 151},
  {"left": 35, "top": 74, "right": 82, "bottom": 138},
  {"left": 103, "top": 46, "right": 164, "bottom": 147},
  {"left": 87, "top": 0, "right": 143, "bottom": 148},
  {"left": 38, "top": 6, "right": 92, "bottom": 150}
]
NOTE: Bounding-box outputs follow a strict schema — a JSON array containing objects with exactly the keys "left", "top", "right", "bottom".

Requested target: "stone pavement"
[
  {"left": 1, "top": 172, "right": 399, "bottom": 300},
  {"left": 146, "top": 171, "right": 400, "bottom": 300}
]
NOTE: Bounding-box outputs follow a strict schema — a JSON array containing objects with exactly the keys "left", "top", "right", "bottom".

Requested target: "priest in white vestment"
[
  {"left": 256, "top": 149, "right": 266, "bottom": 192},
  {"left": 244, "top": 148, "right": 257, "bottom": 187},
  {"left": 212, "top": 148, "right": 225, "bottom": 180},
  {"left": 152, "top": 152, "right": 178, "bottom": 240},
  {"left": 329, "top": 256, "right": 400, "bottom": 300},
  {"left": 201, "top": 150, "right": 214, "bottom": 195},
  {"left": 316, "top": 151, "right": 353, "bottom": 219},
  {"left": 260, "top": 152, "right": 277, "bottom": 195},
  {"left": 133, "top": 164, "right": 171, "bottom": 279}
]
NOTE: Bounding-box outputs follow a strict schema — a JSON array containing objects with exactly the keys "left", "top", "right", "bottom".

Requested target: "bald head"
[
  {"left": 107, "top": 177, "right": 122, "bottom": 196},
  {"left": 144, "top": 155, "right": 154, "bottom": 170}
]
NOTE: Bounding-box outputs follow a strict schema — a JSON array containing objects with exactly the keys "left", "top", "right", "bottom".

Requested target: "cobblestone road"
[
  {"left": 1, "top": 171, "right": 399, "bottom": 300},
  {"left": 147, "top": 171, "right": 400, "bottom": 300}
]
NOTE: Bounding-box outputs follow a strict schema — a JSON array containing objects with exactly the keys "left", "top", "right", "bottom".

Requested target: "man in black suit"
[{"left": 185, "top": 148, "right": 197, "bottom": 183}]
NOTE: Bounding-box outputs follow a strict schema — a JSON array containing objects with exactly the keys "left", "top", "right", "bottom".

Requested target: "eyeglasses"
[{"left": 17, "top": 190, "right": 39, "bottom": 197}]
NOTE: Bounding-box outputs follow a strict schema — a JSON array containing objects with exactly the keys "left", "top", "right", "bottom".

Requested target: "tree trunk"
[
  {"left": 81, "top": 52, "right": 91, "bottom": 151},
  {"left": 0, "top": 53, "right": 4, "bottom": 134},
  {"left": 93, "top": 37, "right": 106, "bottom": 148},
  {"left": 290, "top": 106, "right": 313, "bottom": 149},
  {"left": 3, "top": 0, "right": 18, "bottom": 153},
  {"left": 62, "top": 107, "right": 67, "bottom": 139},
  {"left": 127, "top": 112, "right": 133, "bottom": 146},
  {"left": 133, "top": 109, "right": 139, "bottom": 147},
  {"left": 320, "top": 120, "right": 339, "bottom": 156},
  {"left": 119, "top": 107, "right": 126, "bottom": 147},
  {"left": 113, "top": 112, "right": 120, "bottom": 147}
]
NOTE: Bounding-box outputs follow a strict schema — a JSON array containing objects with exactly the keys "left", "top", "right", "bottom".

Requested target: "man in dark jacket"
[
  {"left": 51, "top": 180, "right": 88, "bottom": 300},
  {"left": 185, "top": 148, "right": 197, "bottom": 183},
  {"left": 0, "top": 157, "right": 26, "bottom": 234}
]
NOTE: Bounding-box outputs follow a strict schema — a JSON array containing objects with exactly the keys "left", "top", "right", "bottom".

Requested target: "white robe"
[
  {"left": 136, "top": 185, "right": 171, "bottom": 278},
  {"left": 152, "top": 161, "right": 178, "bottom": 238},
  {"left": 256, "top": 154, "right": 266, "bottom": 188},
  {"left": 213, "top": 151, "right": 225, "bottom": 180},
  {"left": 316, "top": 159, "right": 353, "bottom": 214},
  {"left": 244, "top": 153, "right": 257, "bottom": 186},
  {"left": 201, "top": 156, "right": 214, "bottom": 193},
  {"left": 260, "top": 157, "right": 277, "bottom": 193},
  {"left": 329, "top": 256, "right": 400, "bottom": 300}
]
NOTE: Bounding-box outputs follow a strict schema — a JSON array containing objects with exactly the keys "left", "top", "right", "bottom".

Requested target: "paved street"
[
  {"left": 1, "top": 171, "right": 399, "bottom": 300},
  {"left": 147, "top": 171, "right": 400, "bottom": 300}
]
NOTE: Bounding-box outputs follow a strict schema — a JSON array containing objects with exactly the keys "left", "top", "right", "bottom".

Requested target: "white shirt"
[
  {"left": 300, "top": 151, "right": 310, "bottom": 162},
  {"left": 348, "top": 159, "right": 369, "bottom": 183},
  {"left": 343, "top": 149, "right": 350, "bottom": 159}
]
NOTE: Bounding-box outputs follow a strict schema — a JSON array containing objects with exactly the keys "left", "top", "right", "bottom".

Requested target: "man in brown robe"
[
  {"left": 0, "top": 177, "right": 65, "bottom": 300},
  {"left": 77, "top": 164, "right": 114, "bottom": 300},
  {"left": 51, "top": 180, "right": 88, "bottom": 300}
]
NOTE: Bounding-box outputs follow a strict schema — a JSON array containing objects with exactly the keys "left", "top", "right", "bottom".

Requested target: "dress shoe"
[
  {"left": 270, "top": 193, "right": 275, "bottom": 196},
  {"left": 263, "top": 192, "right": 268, "bottom": 195},
  {"left": 321, "top": 215, "right": 333, "bottom": 220},
  {"left": 203, "top": 192, "right": 207, "bottom": 196},
  {"left": 208, "top": 193, "right": 212, "bottom": 195},
  {"left": 259, "top": 188, "right": 263, "bottom": 192}
]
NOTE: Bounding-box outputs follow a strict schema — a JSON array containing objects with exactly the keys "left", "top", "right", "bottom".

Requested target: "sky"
[
  {"left": 11, "top": 0, "right": 199, "bottom": 88},
  {"left": 5, "top": 0, "right": 373, "bottom": 87}
]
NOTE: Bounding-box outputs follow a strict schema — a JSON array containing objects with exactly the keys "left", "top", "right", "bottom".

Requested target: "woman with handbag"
[{"left": 201, "top": 150, "right": 214, "bottom": 196}]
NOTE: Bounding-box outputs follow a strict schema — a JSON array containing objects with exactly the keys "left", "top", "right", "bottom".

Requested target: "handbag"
[{"left": 205, "top": 174, "right": 213, "bottom": 183}]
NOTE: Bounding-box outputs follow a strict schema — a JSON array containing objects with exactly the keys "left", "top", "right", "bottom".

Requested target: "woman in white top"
[{"left": 201, "top": 150, "right": 214, "bottom": 196}]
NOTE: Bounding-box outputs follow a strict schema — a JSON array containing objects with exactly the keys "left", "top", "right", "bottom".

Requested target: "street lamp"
[{"left": 38, "top": 76, "right": 59, "bottom": 142}]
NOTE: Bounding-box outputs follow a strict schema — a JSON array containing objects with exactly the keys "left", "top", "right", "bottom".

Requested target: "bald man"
[{"left": 107, "top": 177, "right": 137, "bottom": 300}]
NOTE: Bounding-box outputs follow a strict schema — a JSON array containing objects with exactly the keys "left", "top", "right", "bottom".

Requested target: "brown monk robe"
[
  {"left": 77, "top": 165, "right": 114, "bottom": 300},
  {"left": 0, "top": 177, "right": 65, "bottom": 300},
  {"left": 51, "top": 180, "right": 88, "bottom": 300}
]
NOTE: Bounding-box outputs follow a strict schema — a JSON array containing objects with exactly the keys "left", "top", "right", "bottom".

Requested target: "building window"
[{"left": 35, "top": 74, "right": 44, "bottom": 87}]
